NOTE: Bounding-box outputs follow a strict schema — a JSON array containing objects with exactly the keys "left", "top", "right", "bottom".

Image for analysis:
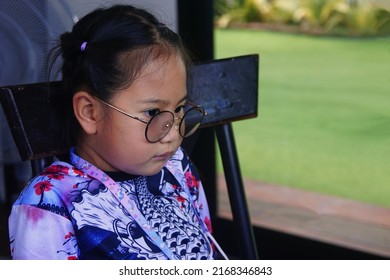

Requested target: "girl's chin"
[{"left": 133, "top": 163, "right": 167, "bottom": 177}]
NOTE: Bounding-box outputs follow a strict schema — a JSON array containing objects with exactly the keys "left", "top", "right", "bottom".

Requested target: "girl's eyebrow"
[{"left": 136, "top": 95, "right": 187, "bottom": 105}]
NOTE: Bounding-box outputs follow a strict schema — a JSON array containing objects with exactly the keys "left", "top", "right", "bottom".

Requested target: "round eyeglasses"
[{"left": 95, "top": 97, "right": 206, "bottom": 143}]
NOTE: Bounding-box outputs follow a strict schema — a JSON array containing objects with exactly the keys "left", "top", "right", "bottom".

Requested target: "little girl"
[{"left": 9, "top": 4, "right": 226, "bottom": 260}]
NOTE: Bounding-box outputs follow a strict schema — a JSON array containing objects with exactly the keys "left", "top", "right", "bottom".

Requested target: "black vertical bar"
[
  {"left": 31, "top": 157, "right": 52, "bottom": 177},
  {"left": 177, "top": 1, "right": 214, "bottom": 61},
  {"left": 215, "top": 123, "right": 259, "bottom": 260},
  {"left": 178, "top": 1, "right": 217, "bottom": 221}
]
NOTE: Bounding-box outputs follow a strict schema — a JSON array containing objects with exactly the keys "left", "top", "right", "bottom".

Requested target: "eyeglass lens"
[{"left": 146, "top": 107, "right": 205, "bottom": 143}]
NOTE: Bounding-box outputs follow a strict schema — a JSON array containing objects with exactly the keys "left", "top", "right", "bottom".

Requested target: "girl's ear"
[{"left": 73, "top": 91, "right": 102, "bottom": 135}]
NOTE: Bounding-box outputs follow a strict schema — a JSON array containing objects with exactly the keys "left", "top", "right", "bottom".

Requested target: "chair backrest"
[{"left": 0, "top": 54, "right": 258, "bottom": 161}]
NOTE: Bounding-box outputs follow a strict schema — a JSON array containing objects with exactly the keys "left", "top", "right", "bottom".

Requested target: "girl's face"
[{"left": 78, "top": 55, "right": 187, "bottom": 176}]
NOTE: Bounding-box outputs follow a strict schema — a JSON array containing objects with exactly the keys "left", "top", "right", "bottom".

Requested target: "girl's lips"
[{"left": 153, "top": 151, "right": 173, "bottom": 161}]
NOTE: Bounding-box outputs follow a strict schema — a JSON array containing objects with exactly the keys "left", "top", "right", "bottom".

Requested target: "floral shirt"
[{"left": 9, "top": 147, "right": 217, "bottom": 260}]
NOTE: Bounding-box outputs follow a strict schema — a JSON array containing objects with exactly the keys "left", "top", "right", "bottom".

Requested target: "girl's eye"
[
  {"left": 145, "top": 109, "right": 160, "bottom": 118},
  {"left": 175, "top": 105, "right": 185, "bottom": 114}
]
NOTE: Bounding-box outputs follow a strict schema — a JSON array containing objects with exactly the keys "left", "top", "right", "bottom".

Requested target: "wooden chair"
[{"left": 0, "top": 54, "right": 259, "bottom": 259}]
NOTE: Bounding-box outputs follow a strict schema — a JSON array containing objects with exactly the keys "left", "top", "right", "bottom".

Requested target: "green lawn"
[{"left": 214, "top": 28, "right": 390, "bottom": 207}]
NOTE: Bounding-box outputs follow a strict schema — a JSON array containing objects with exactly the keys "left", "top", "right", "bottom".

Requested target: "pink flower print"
[
  {"left": 34, "top": 181, "right": 53, "bottom": 195},
  {"left": 176, "top": 195, "right": 187, "bottom": 209},
  {"left": 65, "top": 232, "right": 74, "bottom": 239},
  {"left": 45, "top": 164, "right": 70, "bottom": 174},
  {"left": 72, "top": 167, "right": 85, "bottom": 176},
  {"left": 204, "top": 217, "right": 212, "bottom": 233},
  {"left": 185, "top": 171, "right": 199, "bottom": 188},
  {"left": 177, "top": 195, "right": 186, "bottom": 203},
  {"left": 63, "top": 232, "right": 78, "bottom": 260},
  {"left": 47, "top": 173, "right": 64, "bottom": 180}
]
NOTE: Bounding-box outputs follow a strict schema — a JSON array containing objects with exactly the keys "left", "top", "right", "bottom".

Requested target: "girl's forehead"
[
  {"left": 141, "top": 54, "right": 184, "bottom": 77},
  {"left": 116, "top": 55, "right": 187, "bottom": 103}
]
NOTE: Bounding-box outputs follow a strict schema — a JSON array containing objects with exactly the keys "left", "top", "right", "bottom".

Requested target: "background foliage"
[{"left": 215, "top": 0, "right": 390, "bottom": 36}]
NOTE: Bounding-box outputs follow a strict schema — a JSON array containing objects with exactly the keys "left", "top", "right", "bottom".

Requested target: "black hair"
[{"left": 49, "top": 4, "right": 192, "bottom": 148}]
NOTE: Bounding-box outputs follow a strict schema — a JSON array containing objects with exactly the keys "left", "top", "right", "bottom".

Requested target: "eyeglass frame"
[{"left": 94, "top": 96, "right": 206, "bottom": 143}]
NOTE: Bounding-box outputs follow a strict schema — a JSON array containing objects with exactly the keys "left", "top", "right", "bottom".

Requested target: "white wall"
[{"left": 65, "top": 0, "right": 178, "bottom": 31}]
